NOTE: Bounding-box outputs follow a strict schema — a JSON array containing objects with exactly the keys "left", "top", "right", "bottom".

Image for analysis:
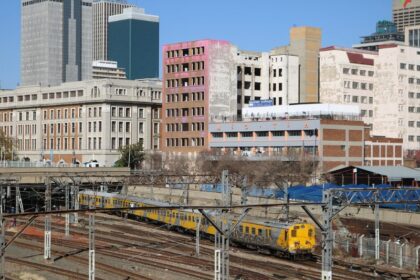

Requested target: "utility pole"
[
  {"left": 88, "top": 195, "right": 95, "bottom": 280},
  {"left": 65, "top": 184, "right": 69, "bottom": 236},
  {"left": 44, "top": 178, "right": 51, "bottom": 261},
  {"left": 0, "top": 184, "right": 5, "bottom": 280},
  {"left": 321, "top": 189, "right": 333, "bottom": 280},
  {"left": 215, "top": 170, "right": 230, "bottom": 280},
  {"left": 374, "top": 185, "right": 380, "bottom": 261},
  {"left": 195, "top": 216, "right": 201, "bottom": 257}
]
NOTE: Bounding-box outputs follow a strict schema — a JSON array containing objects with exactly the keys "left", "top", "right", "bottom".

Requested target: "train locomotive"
[{"left": 79, "top": 190, "right": 316, "bottom": 258}]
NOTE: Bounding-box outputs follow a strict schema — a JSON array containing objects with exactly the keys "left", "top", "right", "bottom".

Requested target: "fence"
[
  {"left": 0, "top": 161, "right": 80, "bottom": 168},
  {"left": 334, "top": 232, "right": 420, "bottom": 271}
]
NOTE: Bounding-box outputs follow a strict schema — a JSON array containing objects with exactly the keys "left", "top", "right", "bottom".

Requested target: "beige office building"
[{"left": 0, "top": 79, "right": 162, "bottom": 166}]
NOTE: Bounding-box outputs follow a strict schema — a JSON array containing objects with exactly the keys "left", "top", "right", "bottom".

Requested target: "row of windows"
[
  {"left": 111, "top": 137, "right": 142, "bottom": 150},
  {"left": 166, "top": 92, "right": 205, "bottom": 103},
  {"left": 111, "top": 121, "right": 132, "bottom": 133},
  {"left": 43, "top": 107, "right": 81, "bottom": 120},
  {"left": 166, "top": 61, "right": 205, "bottom": 73},
  {"left": 408, "top": 121, "right": 420, "bottom": 128},
  {"left": 238, "top": 225, "right": 272, "bottom": 237},
  {"left": 0, "top": 112, "right": 13, "bottom": 122},
  {"left": 343, "top": 95, "right": 374, "bottom": 104},
  {"left": 166, "top": 137, "right": 205, "bottom": 147},
  {"left": 88, "top": 121, "right": 102, "bottom": 133},
  {"left": 237, "top": 81, "right": 261, "bottom": 91},
  {"left": 408, "top": 106, "right": 420, "bottom": 113},
  {"left": 111, "top": 107, "right": 132, "bottom": 118},
  {"left": 360, "top": 110, "right": 374, "bottom": 118},
  {"left": 166, "top": 122, "right": 205, "bottom": 132},
  {"left": 166, "top": 107, "right": 204, "bottom": 117},
  {"left": 166, "top": 77, "right": 205, "bottom": 88},
  {"left": 408, "top": 135, "right": 420, "bottom": 142},
  {"left": 18, "top": 111, "right": 37, "bottom": 121},
  {"left": 343, "top": 68, "right": 374, "bottom": 77},
  {"left": 88, "top": 107, "right": 102, "bottom": 118},
  {"left": 212, "top": 130, "right": 318, "bottom": 138},
  {"left": 88, "top": 137, "right": 102, "bottom": 150},
  {"left": 0, "top": 126, "right": 13, "bottom": 136},
  {"left": 43, "top": 122, "right": 82, "bottom": 135},
  {"left": 166, "top": 47, "right": 205, "bottom": 58},
  {"left": 17, "top": 124, "right": 36, "bottom": 135},
  {"left": 407, "top": 77, "right": 420, "bottom": 84},
  {"left": 43, "top": 137, "right": 82, "bottom": 151},
  {"left": 237, "top": 66, "right": 262, "bottom": 77},
  {"left": 344, "top": 81, "right": 374, "bottom": 90},
  {"left": 16, "top": 139, "right": 36, "bottom": 151},
  {"left": 408, "top": 92, "right": 420, "bottom": 99},
  {"left": 400, "top": 63, "right": 420, "bottom": 71}
]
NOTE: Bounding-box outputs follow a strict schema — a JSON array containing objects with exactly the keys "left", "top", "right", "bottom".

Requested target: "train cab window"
[
  {"left": 258, "top": 229, "right": 263, "bottom": 236},
  {"left": 251, "top": 228, "right": 256, "bottom": 235},
  {"left": 245, "top": 227, "right": 249, "bottom": 234},
  {"left": 291, "top": 230, "right": 297, "bottom": 237},
  {"left": 239, "top": 226, "right": 243, "bottom": 233},
  {"left": 308, "top": 229, "right": 313, "bottom": 237}
]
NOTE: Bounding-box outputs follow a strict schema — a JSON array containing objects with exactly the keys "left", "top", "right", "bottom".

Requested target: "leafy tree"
[
  {"left": 114, "top": 141, "right": 145, "bottom": 169},
  {"left": 0, "top": 130, "right": 16, "bottom": 160}
]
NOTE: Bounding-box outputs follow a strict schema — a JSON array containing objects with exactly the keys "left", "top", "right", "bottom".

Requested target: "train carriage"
[{"left": 79, "top": 190, "right": 315, "bottom": 258}]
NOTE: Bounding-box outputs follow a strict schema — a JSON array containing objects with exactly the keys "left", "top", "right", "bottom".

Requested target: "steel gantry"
[{"left": 303, "top": 187, "right": 420, "bottom": 280}]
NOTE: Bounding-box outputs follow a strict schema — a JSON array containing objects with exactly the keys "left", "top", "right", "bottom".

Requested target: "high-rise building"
[
  {"left": 108, "top": 7, "right": 160, "bottom": 80},
  {"left": 393, "top": 0, "right": 420, "bottom": 32},
  {"left": 272, "top": 26, "right": 322, "bottom": 103},
  {"left": 92, "top": 0, "right": 133, "bottom": 61},
  {"left": 21, "top": 0, "right": 93, "bottom": 87}
]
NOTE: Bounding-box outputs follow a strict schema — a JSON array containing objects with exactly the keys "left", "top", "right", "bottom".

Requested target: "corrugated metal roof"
[{"left": 355, "top": 166, "right": 420, "bottom": 181}]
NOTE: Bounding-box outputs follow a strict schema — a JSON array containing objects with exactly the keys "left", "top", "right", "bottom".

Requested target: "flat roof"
[{"left": 330, "top": 166, "right": 420, "bottom": 182}]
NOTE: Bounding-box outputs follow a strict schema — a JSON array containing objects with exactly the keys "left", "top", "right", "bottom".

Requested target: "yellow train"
[{"left": 79, "top": 190, "right": 316, "bottom": 258}]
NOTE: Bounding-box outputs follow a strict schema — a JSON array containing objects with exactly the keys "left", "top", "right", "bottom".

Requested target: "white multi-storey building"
[
  {"left": 320, "top": 47, "right": 376, "bottom": 125},
  {"left": 0, "top": 79, "right": 162, "bottom": 166},
  {"left": 320, "top": 44, "right": 420, "bottom": 152}
]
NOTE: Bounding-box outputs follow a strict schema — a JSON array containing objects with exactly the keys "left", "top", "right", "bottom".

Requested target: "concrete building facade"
[
  {"left": 272, "top": 26, "right": 322, "bottom": 103},
  {"left": 208, "top": 118, "right": 404, "bottom": 172},
  {"left": 320, "top": 44, "right": 420, "bottom": 152},
  {"left": 393, "top": 0, "right": 420, "bottom": 32},
  {"left": 92, "top": 0, "right": 133, "bottom": 61},
  {"left": 319, "top": 47, "right": 376, "bottom": 125},
  {"left": 21, "top": 0, "right": 93, "bottom": 87},
  {"left": 108, "top": 7, "right": 159, "bottom": 80},
  {"left": 161, "top": 39, "right": 301, "bottom": 155},
  {"left": 0, "top": 79, "right": 162, "bottom": 166}
]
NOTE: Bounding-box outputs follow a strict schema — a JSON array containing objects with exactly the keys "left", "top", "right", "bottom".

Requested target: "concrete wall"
[{"left": 127, "top": 185, "right": 420, "bottom": 227}]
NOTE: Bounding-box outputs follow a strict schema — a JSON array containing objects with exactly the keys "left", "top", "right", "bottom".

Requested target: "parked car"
[{"left": 83, "top": 160, "right": 99, "bottom": 167}]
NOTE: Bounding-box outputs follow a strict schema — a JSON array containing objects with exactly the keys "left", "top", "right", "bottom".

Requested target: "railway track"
[
  {"left": 6, "top": 256, "right": 94, "bottom": 280},
  {"left": 8, "top": 213, "right": 418, "bottom": 280}
]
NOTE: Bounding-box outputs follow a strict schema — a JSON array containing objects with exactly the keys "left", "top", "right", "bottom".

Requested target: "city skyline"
[{"left": 0, "top": 0, "right": 391, "bottom": 89}]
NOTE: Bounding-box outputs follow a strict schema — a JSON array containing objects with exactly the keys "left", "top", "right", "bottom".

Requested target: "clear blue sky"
[{"left": 0, "top": 0, "right": 391, "bottom": 89}]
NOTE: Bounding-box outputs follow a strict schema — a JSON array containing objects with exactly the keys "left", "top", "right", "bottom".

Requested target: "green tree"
[
  {"left": 114, "top": 141, "right": 145, "bottom": 169},
  {"left": 0, "top": 130, "right": 16, "bottom": 160}
]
